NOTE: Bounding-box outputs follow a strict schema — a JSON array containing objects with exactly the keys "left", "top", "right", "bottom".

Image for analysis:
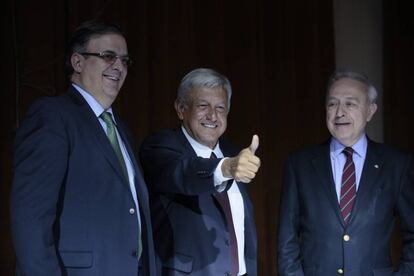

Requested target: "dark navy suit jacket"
[
  {"left": 278, "top": 139, "right": 414, "bottom": 276},
  {"left": 139, "top": 128, "right": 257, "bottom": 276},
  {"left": 11, "top": 87, "right": 157, "bottom": 276}
]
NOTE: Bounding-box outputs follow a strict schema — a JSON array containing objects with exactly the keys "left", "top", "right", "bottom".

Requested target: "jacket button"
[
  {"left": 337, "top": 268, "right": 344, "bottom": 274},
  {"left": 224, "top": 272, "right": 231, "bottom": 276},
  {"left": 129, "top": 208, "right": 135, "bottom": 215},
  {"left": 343, "top": 234, "right": 350, "bottom": 241},
  {"left": 131, "top": 250, "right": 138, "bottom": 257},
  {"left": 225, "top": 239, "right": 230, "bottom": 246}
]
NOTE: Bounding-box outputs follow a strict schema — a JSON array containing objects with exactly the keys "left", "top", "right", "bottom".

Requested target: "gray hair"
[
  {"left": 327, "top": 69, "right": 378, "bottom": 104},
  {"left": 177, "top": 68, "right": 232, "bottom": 108}
]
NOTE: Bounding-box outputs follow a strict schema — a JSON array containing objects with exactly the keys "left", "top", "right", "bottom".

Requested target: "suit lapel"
[
  {"left": 177, "top": 128, "right": 199, "bottom": 156},
  {"left": 116, "top": 120, "right": 149, "bottom": 205},
  {"left": 347, "top": 141, "right": 383, "bottom": 224},
  {"left": 312, "top": 143, "right": 345, "bottom": 225},
  {"left": 67, "top": 88, "right": 129, "bottom": 186}
]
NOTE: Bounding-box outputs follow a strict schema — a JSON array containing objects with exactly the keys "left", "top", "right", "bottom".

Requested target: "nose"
[
  {"left": 336, "top": 103, "right": 346, "bottom": 117},
  {"left": 111, "top": 57, "right": 125, "bottom": 71},
  {"left": 206, "top": 107, "right": 217, "bottom": 120}
]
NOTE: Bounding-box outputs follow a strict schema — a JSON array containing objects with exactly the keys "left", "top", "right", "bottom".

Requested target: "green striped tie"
[{"left": 100, "top": 111, "right": 129, "bottom": 182}]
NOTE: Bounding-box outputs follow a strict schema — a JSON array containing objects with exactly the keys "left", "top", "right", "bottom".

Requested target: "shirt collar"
[
  {"left": 72, "top": 83, "right": 117, "bottom": 124},
  {"left": 181, "top": 126, "right": 221, "bottom": 158},
  {"left": 330, "top": 135, "right": 368, "bottom": 159}
]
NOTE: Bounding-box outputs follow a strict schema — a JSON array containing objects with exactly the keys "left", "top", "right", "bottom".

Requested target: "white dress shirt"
[{"left": 181, "top": 126, "right": 246, "bottom": 275}]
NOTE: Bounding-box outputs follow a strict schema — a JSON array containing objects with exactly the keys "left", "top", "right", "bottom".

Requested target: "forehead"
[
  {"left": 328, "top": 78, "right": 368, "bottom": 100},
  {"left": 86, "top": 33, "right": 128, "bottom": 53},
  {"left": 189, "top": 86, "right": 228, "bottom": 102}
]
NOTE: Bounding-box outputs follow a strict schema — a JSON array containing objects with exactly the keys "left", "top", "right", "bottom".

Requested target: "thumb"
[{"left": 249, "top": 134, "right": 259, "bottom": 154}]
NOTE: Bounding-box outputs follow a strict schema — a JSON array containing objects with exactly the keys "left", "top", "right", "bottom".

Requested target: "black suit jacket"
[
  {"left": 139, "top": 128, "right": 257, "bottom": 276},
  {"left": 277, "top": 139, "right": 414, "bottom": 276},
  {"left": 11, "top": 87, "right": 157, "bottom": 276}
]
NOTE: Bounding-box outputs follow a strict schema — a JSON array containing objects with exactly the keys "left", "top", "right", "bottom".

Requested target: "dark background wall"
[{"left": 1, "top": 0, "right": 412, "bottom": 275}]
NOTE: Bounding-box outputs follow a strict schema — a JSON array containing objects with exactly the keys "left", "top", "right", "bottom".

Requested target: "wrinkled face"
[
  {"left": 71, "top": 33, "right": 128, "bottom": 108},
  {"left": 176, "top": 86, "right": 229, "bottom": 149},
  {"left": 326, "top": 78, "right": 377, "bottom": 146}
]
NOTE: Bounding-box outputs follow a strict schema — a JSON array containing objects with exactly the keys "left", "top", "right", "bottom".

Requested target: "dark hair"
[
  {"left": 327, "top": 69, "right": 378, "bottom": 103},
  {"left": 64, "top": 21, "right": 124, "bottom": 77}
]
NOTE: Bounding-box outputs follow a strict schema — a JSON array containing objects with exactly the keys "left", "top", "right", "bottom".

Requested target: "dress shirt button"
[
  {"left": 129, "top": 208, "right": 135, "bottom": 215},
  {"left": 337, "top": 268, "right": 344, "bottom": 274},
  {"left": 343, "top": 234, "right": 350, "bottom": 241}
]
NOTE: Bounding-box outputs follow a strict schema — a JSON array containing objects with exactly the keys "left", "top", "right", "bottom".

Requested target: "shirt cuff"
[{"left": 214, "top": 158, "right": 232, "bottom": 192}]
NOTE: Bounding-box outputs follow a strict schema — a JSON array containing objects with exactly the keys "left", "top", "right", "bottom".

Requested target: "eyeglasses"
[{"left": 79, "top": 51, "right": 132, "bottom": 67}]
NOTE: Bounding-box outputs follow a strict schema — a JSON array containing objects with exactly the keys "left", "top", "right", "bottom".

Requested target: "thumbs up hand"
[
  {"left": 222, "top": 135, "right": 261, "bottom": 183},
  {"left": 249, "top": 134, "right": 259, "bottom": 154}
]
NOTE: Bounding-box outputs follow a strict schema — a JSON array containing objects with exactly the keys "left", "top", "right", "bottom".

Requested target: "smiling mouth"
[
  {"left": 103, "top": 74, "right": 120, "bottom": 81},
  {"left": 201, "top": 123, "right": 217, "bottom": 129},
  {"left": 335, "top": 122, "right": 350, "bottom": 126}
]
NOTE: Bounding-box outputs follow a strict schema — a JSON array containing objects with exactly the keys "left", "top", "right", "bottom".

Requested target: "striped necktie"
[{"left": 340, "top": 147, "right": 356, "bottom": 224}]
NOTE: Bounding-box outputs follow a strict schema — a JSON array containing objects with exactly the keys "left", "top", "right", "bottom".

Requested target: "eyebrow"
[{"left": 327, "top": 96, "right": 359, "bottom": 101}]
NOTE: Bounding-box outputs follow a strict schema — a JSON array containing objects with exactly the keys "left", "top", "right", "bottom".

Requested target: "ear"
[
  {"left": 366, "top": 103, "right": 377, "bottom": 122},
  {"left": 174, "top": 100, "right": 186, "bottom": 120},
  {"left": 71, "top": 53, "right": 83, "bottom": 73}
]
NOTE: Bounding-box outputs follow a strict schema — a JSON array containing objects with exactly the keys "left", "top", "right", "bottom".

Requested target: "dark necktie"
[
  {"left": 100, "top": 112, "right": 129, "bottom": 182},
  {"left": 210, "top": 152, "right": 239, "bottom": 275},
  {"left": 340, "top": 147, "right": 356, "bottom": 224}
]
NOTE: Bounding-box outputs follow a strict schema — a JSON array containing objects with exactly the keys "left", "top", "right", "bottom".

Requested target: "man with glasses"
[{"left": 10, "top": 21, "right": 156, "bottom": 275}]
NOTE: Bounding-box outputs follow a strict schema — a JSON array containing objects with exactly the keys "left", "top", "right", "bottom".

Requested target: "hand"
[{"left": 222, "top": 135, "right": 261, "bottom": 183}]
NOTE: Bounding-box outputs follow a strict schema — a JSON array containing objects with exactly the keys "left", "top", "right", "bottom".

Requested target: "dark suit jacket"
[
  {"left": 139, "top": 128, "right": 257, "bottom": 276},
  {"left": 11, "top": 87, "right": 157, "bottom": 276},
  {"left": 277, "top": 139, "right": 414, "bottom": 276}
]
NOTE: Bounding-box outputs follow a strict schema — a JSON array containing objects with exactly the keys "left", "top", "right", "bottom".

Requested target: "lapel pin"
[{"left": 374, "top": 164, "right": 379, "bottom": 169}]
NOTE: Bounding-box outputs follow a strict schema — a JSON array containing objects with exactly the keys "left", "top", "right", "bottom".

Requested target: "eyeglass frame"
[{"left": 79, "top": 51, "right": 132, "bottom": 67}]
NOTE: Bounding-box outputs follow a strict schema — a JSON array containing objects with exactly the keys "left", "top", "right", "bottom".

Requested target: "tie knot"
[
  {"left": 210, "top": 152, "right": 217, "bottom": 159},
  {"left": 100, "top": 111, "right": 114, "bottom": 126},
  {"left": 343, "top": 147, "right": 354, "bottom": 158}
]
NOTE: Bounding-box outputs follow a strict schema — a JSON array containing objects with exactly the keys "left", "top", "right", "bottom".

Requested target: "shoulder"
[
  {"left": 368, "top": 140, "right": 412, "bottom": 161},
  {"left": 142, "top": 128, "right": 180, "bottom": 144},
  {"left": 25, "top": 89, "right": 80, "bottom": 116},
  {"left": 140, "top": 128, "right": 186, "bottom": 152},
  {"left": 287, "top": 142, "right": 329, "bottom": 162}
]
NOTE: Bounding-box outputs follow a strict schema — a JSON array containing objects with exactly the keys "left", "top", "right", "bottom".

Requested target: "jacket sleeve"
[
  {"left": 277, "top": 156, "right": 305, "bottom": 276},
  {"left": 395, "top": 155, "right": 414, "bottom": 275},
  {"left": 139, "top": 130, "right": 222, "bottom": 195},
  {"left": 10, "top": 98, "right": 68, "bottom": 276}
]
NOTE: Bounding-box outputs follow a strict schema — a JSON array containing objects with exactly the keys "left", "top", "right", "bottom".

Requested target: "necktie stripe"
[
  {"left": 343, "top": 162, "right": 353, "bottom": 174},
  {"left": 341, "top": 171, "right": 356, "bottom": 187},
  {"left": 340, "top": 183, "right": 356, "bottom": 201},
  {"left": 340, "top": 194, "right": 356, "bottom": 211},
  {"left": 340, "top": 147, "right": 356, "bottom": 224}
]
